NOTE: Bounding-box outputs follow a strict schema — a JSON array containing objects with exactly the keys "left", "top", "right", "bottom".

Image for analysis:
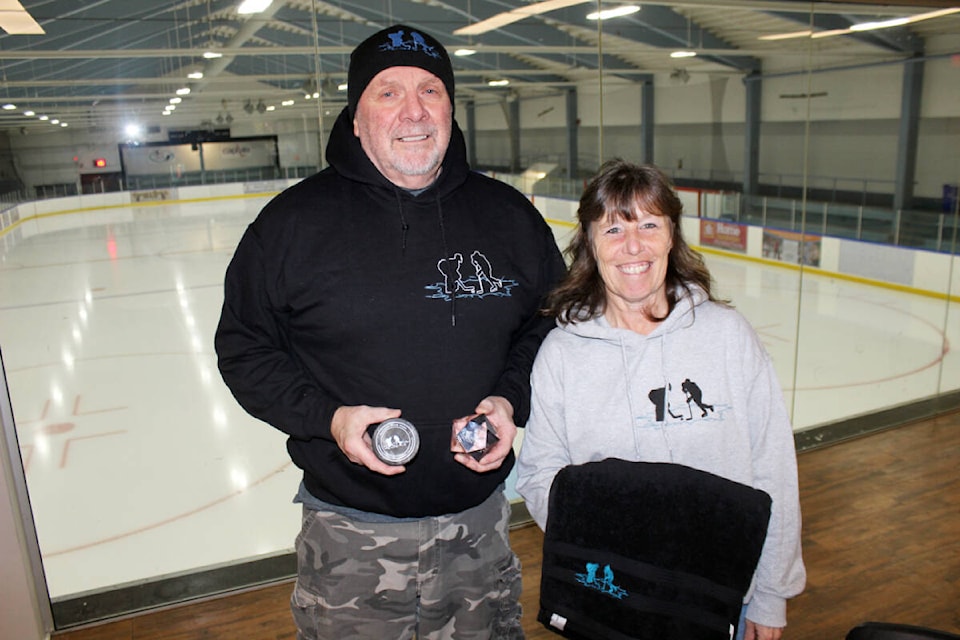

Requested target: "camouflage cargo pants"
[{"left": 291, "top": 488, "right": 524, "bottom": 639}]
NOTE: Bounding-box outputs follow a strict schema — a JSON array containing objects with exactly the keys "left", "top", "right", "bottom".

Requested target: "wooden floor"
[{"left": 55, "top": 413, "right": 960, "bottom": 640}]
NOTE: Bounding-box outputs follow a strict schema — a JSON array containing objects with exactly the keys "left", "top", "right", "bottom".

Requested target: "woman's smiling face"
[{"left": 591, "top": 205, "right": 673, "bottom": 323}]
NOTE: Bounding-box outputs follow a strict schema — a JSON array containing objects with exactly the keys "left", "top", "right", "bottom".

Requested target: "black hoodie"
[{"left": 215, "top": 108, "right": 567, "bottom": 517}]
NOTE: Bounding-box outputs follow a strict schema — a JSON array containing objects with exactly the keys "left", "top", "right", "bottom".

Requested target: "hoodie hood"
[{"left": 325, "top": 106, "right": 470, "bottom": 198}]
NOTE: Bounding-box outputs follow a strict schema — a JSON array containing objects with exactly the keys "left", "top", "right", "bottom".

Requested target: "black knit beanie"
[{"left": 347, "top": 24, "right": 455, "bottom": 118}]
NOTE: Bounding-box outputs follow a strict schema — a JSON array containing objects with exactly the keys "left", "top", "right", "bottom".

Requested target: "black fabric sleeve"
[{"left": 214, "top": 223, "right": 339, "bottom": 442}]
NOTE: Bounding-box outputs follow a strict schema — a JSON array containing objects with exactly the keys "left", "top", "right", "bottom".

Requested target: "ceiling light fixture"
[
  {"left": 587, "top": 5, "right": 640, "bottom": 21},
  {"left": 760, "top": 7, "right": 960, "bottom": 41},
  {"left": 810, "top": 28, "right": 855, "bottom": 39},
  {"left": 188, "top": 71, "right": 204, "bottom": 79},
  {"left": 849, "top": 17, "right": 910, "bottom": 31},
  {"left": 487, "top": 79, "right": 510, "bottom": 87},
  {"left": 1, "top": 103, "right": 16, "bottom": 110},
  {"left": 454, "top": 48, "right": 477, "bottom": 57},
  {"left": 0, "top": 1, "right": 44, "bottom": 35},
  {"left": 203, "top": 51, "right": 223, "bottom": 59},
  {"left": 670, "top": 51, "right": 697, "bottom": 59},
  {"left": 758, "top": 30, "right": 812, "bottom": 41},
  {"left": 455, "top": 0, "right": 590, "bottom": 36},
  {"left": 238, "top": 0, "right": 273, "bottom": 15}
]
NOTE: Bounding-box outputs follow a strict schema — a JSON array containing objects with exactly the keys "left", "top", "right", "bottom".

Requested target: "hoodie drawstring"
[
  {"left": 435, "top": 193, "right": 456, "bottom": 327},
  {"left": 394, "top": 190, "right": 409, "bottom": 252},
  {"left": 619, "top": 332, "right": 675, "bottom": 462},
  {"left": 394, "top": 187, "right": 456, "bottom": 327}
]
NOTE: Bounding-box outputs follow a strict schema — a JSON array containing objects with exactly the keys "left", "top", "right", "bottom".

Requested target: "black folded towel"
[{"left": 538, "top": 459, "right": 772, "bottom": 640}]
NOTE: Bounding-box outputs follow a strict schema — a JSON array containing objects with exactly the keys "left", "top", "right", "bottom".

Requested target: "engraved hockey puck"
[{"left": 372, "top": 418, "right": 420, "bottom": 465}]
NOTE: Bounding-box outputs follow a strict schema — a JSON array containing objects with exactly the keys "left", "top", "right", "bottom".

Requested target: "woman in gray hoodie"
[{"left": 516, "top": 160, "right": 805, "bottom": 640}]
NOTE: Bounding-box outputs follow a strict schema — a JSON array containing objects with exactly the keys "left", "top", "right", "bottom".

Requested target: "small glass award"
[{"left": 451, "top": 413, "right": 499, "bottom": 461}]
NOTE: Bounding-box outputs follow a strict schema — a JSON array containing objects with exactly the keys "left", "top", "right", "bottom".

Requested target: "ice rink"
[{"left": 1, "top": 192, "right": 957, "bottom": 603}]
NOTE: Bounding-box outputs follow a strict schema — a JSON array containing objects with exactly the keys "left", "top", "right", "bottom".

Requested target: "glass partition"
[{"left": 0, "top": 0, "right": 956, "bottom": 631}]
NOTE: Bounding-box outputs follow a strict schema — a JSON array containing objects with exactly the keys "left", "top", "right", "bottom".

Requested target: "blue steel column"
[
  {"left": 565, "top": 88, "right": 578, "bottom": 179},
  {"left": 640, "top": 75, "right": 654, "bottom": 164},
  {"left": 742, "top": 70, "right": 761, "bottom": 215},
  {"left": 464, "top": 100, "right": 477, "bottom": 168},
  {"left": 894, "top": 54, "right": 923, "bottom": 211},
  {"left": 509, "top": 98, "right": 520, "bottom": 173}
]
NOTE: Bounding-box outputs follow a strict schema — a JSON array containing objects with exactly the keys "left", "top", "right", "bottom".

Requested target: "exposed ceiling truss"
[{"left": 0, "top": 0, "right": 955, "bottom": 136}]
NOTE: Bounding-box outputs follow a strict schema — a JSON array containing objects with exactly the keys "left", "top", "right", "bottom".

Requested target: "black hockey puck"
[{"left": 371, "top": 418, "right": 420, "bottom": 465}]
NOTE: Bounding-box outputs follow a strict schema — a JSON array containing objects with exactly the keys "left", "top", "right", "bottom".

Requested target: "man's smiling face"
[{"left": 353, "top": 66, "right": 453, "bottom": 190}]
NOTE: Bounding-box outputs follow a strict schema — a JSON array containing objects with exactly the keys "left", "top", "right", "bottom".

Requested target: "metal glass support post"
[
  {"left": 639, "top": 75, "right": 654, "bottom": 165},
  {"left": 894, "top": 53, "right": 924, "bottom": 211},
  {"left": 565, "top": 89, "right": 578, "bottom": 179},
  {"left": 465, "top": 101, "right": 477, "bottom": 169}
]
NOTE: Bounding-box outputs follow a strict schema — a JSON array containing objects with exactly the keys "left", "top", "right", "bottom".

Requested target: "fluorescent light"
[
  {"left": 587, "top": 5, "right": 640, "bottom": 20},
  {"left": 454, "top": 48, "right": 477, "bottom": 57},
  {"left": 169, "top": 97, "right": 182, "bottom": 104},
  {"left": 38, "top": 115, "right": 48, "bottom": 121},
  {"left": 23, "top": 110, "right": 34, "bottom": 116},
  {"left": 176, "top": 87, "right": 191, "bottom": 95},
  {"left": 758, "top": 30, "right": 812, "bottom": 41},
  {"left": 1, "top": 103, "right": 15, "bottom": 110},
  {"left": 670, "top": 51, "right": 697, "bottom": 59},
  {"left": 0, "top": 2, "right": 45, "bottom": 35},
  {"left": 203, "top": 51, "right": 223, "bottom": 59},
  {"left": 810, "top": 28, "right": 853, "bottom": 39},
  {"left": 849, "top": 17, "right": 910, "bottom": 31},
  {"left": 337, "top": 84, "right": 347, "bottom": 92},
  {"left": 281, "top": 99, "right": 294, "bottom": 106},
  {"left": 761, "top": 7, "right": 960, "bottom": 41},
  {"left": 238, "top": 0, "right": 272, "bottom": 15},
  {"left": 188, "top": 71, "right": 204, "bottom": 79},
  {"left": 487, "top": 79, "right": 510, "bottom": 87},
  {"left": 455, "top": 0, "right": 590, "bottom": 35}
]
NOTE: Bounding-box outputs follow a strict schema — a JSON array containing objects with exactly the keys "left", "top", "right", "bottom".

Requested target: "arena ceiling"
[{"left": 0, "top": 0, "right": 956, "bottom": 136}]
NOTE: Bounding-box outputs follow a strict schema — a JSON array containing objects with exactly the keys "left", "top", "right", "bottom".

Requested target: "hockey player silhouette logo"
[
  {"left": 380, "top": 28, "right": 442, "bottom": 59},
  {"left": 648, "top": 378, "right": 716, "bottom": 422},
  {"left": 470, "top": 250, "right": 503, "bottom": 294},
  {"left": 576, "top": 562, "right": 627, "bottom": 599},
  {"left": 427, "top": 250, "right": 516, "bottom": 301},
  {"left": 437, "top": 252, "right": 474, "bottom": 295},
  {"left": 681, "top": 378, "right": 714, "bottom": 418}
]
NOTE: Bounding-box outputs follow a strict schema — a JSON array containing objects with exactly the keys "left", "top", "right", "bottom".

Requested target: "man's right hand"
[{"left": 331, "top": 405, "right": 407, "bottom": 475}]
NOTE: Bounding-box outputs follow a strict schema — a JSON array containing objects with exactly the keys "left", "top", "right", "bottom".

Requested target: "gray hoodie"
[{"left": 516, "top": 284, "right": 806, "bottom": 628}]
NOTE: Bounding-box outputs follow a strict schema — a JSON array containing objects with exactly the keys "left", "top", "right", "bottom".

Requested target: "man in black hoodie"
[{"left": 215, "top": 24, "right": 566, "bottom": 639}]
